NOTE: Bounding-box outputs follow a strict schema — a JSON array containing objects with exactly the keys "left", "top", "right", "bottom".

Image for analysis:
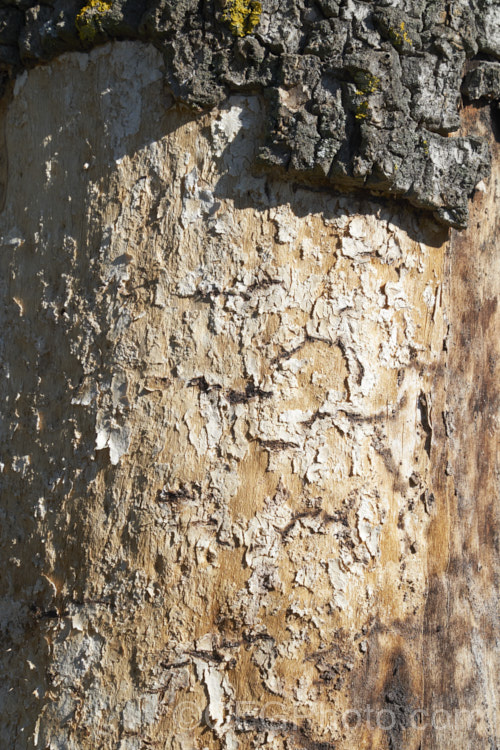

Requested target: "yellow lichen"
[
  {"left": 222, "top": 0, "right": 262, "bottom": 37},
  {"left": 76, "top": 0, "right": 113, "bottom": 43},
  {"left": 354, "top": 73, "right": 379, "bottom": 120},
  {"left": 355, "top": 100, "right": 369, "bottom": 120},
  {"left": 354, "top": 72, "right": 380, "bottom": 96},
  {"left": 389, "top": 21, "right": 413, "bottom": 47}
]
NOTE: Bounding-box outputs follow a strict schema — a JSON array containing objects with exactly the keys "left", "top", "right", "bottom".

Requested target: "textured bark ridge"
[
  {"left": 0, "top": 0, "right": 499, "bottom": 227},
  {"left": 0, "top": 42, "right": 498, "bottom": 750}
]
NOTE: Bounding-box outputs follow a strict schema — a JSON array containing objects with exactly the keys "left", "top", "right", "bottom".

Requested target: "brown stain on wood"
[
  {"left": 421, "top": 103, "right": 500, "bottom": 748},
  {"left": 344, "top": 103, "right": 500, "bottom": 750}
]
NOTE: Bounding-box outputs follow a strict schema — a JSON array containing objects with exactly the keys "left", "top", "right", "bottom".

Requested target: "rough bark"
[
  {"left": 0, "top": 0, "right": 499, "bottom": 226},
  {"left": 0, "top": 29, "right": 498, "bottom": 750}
]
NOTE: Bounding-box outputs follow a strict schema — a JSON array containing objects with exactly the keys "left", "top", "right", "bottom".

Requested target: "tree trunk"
[{"left": 0, "top": 39, "right": 497, "bottom": 750}]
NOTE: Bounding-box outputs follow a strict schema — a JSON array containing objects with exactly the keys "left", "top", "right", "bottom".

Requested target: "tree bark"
[{"left": 0, "top": 40, "right": 498, "bottom": 750}]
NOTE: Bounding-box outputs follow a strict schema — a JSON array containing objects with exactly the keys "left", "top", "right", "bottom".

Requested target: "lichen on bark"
[
  {"left": 221, "top": 0, "right": 262, "bottom": 38},
  {"left": 75, "top": 0, "right": 114, "bottom": 43}
]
